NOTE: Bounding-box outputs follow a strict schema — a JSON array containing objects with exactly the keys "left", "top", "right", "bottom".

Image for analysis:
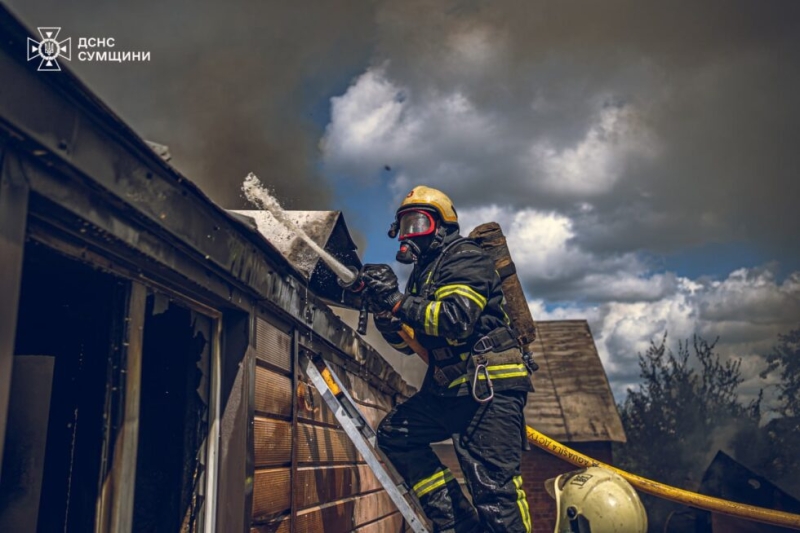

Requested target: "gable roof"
[
  {"left": 525, "top": 320, "right": 626, "bottom": 443},
  {"left": 229, "top": 209, "right": 362, "bottom": 306},
  {"left": 229, "top": 210, "right": 360, "bottom": 280}
]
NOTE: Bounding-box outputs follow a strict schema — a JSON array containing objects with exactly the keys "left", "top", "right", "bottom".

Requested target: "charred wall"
[{"left": 250, "top": 315, "right": 410, "bottom": 533}]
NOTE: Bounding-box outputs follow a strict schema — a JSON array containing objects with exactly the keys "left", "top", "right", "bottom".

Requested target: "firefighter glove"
[
  {"left": 361, "top": 264, "right": 404, "bottom": 313},
  {"left": 374, "top": 312, "right": 403, "bottom": 334}
]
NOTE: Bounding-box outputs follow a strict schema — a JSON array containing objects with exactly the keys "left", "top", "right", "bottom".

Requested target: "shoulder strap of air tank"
[{"left": 420, "top": 236, "right": 469, "bottom": 299}]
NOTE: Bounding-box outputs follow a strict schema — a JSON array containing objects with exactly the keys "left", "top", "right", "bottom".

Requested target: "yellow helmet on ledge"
[{"left": 546, "top": 467, "right": 648, "bottom": 533}]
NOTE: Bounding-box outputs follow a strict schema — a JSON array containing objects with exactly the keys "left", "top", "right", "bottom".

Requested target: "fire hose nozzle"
[{"left": 338, "top": 266, "right": 365, "bottom": 293}]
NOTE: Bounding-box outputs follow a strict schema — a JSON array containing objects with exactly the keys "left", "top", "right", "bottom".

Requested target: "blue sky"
[{"left": 9, "top": 0, "right": 800, "bottom": 406}]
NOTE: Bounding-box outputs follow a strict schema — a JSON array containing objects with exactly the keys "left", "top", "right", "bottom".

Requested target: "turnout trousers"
[{"left": 376, "top": 390, "right": 532, "bottom": 533}]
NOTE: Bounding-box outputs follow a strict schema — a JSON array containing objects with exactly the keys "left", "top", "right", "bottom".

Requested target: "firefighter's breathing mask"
[
  {"left": 396, "top": 209, "right": 435, "bottom": 240},
  {"left": 391, "top": 209, "right": 436, "bottom": 264},
  {"left": 395, "top": 239, "right": 421, "bottom": 264}
]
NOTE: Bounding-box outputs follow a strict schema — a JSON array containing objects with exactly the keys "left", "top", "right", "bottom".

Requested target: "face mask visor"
[{"left": 397, "top": 209, "right": 435, "bottom": 240}]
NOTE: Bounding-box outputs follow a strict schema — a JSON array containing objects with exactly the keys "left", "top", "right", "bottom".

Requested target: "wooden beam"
[
  {"left": 0, "top": 148, "right": 29, "bottom": 481},
  {"left": 110, "top": 282, "right": 146, "bottom": 533}
]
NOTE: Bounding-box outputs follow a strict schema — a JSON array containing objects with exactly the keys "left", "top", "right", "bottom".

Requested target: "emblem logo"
[
  {"left": 569, "top": 474, "right": 594, "bottom": 488},
  {"left": 27, "top": 27, "right": 71, "bottom": 71}
]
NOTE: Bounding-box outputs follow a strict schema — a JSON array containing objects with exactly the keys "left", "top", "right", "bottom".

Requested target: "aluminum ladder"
[{"left": 301, "top": 352, "right": 431, "bottom": 533}]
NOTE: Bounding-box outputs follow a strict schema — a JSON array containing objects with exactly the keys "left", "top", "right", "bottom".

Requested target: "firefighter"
[
  {"left": 545, "top": 466, "right": 648, "bottom": 533},
  {"left": 361, "top": 185, "right": 536, "bottom": 533}
]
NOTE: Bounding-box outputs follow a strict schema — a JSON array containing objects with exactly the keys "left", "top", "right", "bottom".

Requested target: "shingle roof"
[{"left": 525, "top": 320, "right": 626, "bottom": 443}]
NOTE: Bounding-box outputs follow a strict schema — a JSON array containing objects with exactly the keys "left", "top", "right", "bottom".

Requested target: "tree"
[
  {"left": 615, "top": 333, "right": 762, "bottom": 532},
  {"left": 762, "top": 325, "right": 800, "bottom": 417},
  {"left": 757, "top": 325, "right": 800, "bottom": 495}
]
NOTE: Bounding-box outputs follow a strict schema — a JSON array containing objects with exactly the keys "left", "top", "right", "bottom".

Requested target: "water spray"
[
  {"left": 241, "top": 173, "right": 368, "bottom": 330},
  {"left": 242, "top": 173, "right": 359, "bottom": 282}
]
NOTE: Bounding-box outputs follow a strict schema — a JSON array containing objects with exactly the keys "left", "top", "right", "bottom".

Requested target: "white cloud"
[
  {"left": 700, "top": 269, "right": 800, "bottom": 324},
  {"left": 320, "top": 65, "right": 658, "bottom": 207},
  {"left": 530, "top": 267, "right": 800, "bottom": 406},
  {"left": 458, "top": 210, "right": 800, "bottom": 408},
  {"left": 460, "top": 205, "right": 674, "bottom": 302},
  {"left": 457, "top": 206, "right": 799, "bottom": 406},
  {"left": 321, "top": 67, "right": 417, "bottom": 181},
  {"left": 321, "top": 66, "right": 497, "bottom": 187},
  {"left": 461, "top": 207, "right": 586, "bottom": 280},
  {"left": 460, "top": 206, "right": 586, "bottom": 277},
  {"left": 525, "top": 105, "right": 658, "bottom": 196}
]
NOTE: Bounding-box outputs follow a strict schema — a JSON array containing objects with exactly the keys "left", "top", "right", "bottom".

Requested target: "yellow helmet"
[
  {"left": 546, "top": 467, "right": 647, "bottom": 533},
  {"left": 397, "top": 185, "right": 458, "bottom": 224}
]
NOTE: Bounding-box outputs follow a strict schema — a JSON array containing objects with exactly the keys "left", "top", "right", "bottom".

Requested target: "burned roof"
[
  {"left": 229, "top": 209, "right": 362, "bottom": 306},
  {"left": 526, "top": 320, "right": 626, "bottom": 443},
  {"left": 700, "top": 451, "right": 800, "bottom": 516},
  {"left": 229, "top": 210, "right": 357, "bottom": 280}
]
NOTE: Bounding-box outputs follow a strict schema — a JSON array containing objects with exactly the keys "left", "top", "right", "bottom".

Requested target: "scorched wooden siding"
[{"left": 250, "top": 317, "right": 409, "bottom": 533}]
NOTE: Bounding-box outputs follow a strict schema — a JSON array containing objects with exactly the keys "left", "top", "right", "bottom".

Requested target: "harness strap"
[
  {"left": 432, "top": 362, "right": 467, "bottom": 387},
  {"left": 472, "top": 326, "right": 518, "bottom": 354},
  {"left": 419, "top": 236, "right": 468, "bottom": 300}
]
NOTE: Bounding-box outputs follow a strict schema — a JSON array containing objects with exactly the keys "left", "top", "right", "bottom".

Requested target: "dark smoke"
[{"left": 6, "top": 0, "right": 378, "bottom": 209}]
